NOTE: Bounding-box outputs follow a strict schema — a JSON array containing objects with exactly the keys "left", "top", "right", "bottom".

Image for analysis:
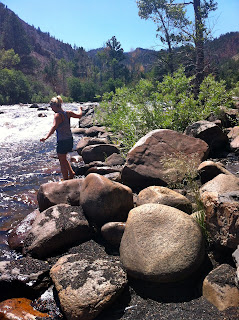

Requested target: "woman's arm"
[
  {"left": 67, "top": 106, "right": 82, "bottom": 119},
  {"left": 40, "top": 114, "right": 62, "bottom": 142}
]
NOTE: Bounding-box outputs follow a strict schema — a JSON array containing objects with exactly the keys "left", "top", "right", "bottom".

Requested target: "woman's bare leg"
[{"left": 58, "top": 153, "right": 75, "bottom": 180}]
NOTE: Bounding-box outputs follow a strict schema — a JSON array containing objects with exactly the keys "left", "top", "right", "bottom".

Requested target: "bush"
[{"left": 96, "top": 68, "right": 232, "bottom": 153}]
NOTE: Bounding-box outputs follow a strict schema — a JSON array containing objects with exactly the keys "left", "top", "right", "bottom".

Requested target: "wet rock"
[
  {"left": 0, "top": 257, "right": 50, "bottom": 301},
  {"left": 71, "top": 127, "right": 86, "bottom": 135},
  {"left": 200, "top": 174, "right": 239, "bottom": 250},
  {"left": 76, "top": 137, "right": 110, "bottom": 155},
  {"left": 203, "top": 264, "right": 239, "bottom": 311},
  {"left": 136, "top": 186, "right": 192, "bottom": 214},
  {"left": 37, "top": 179, "right": 82, "bottom": 212},
  {"left": 8, "top": 210, "right": 38, "bottom": 251},
  {"left": 81, "top": 144, "right": 120, "bottom": 164},
  {"left": 80, "top": 173, "right": 133, "bottom": 227},
  {"left": 0, "top": 298, "right": 49, "bottom": 319},
  {"left": 38, "top": 112, "right": 47, "bottom": 117},
  {"left": 121, "top": 129, "right": 209, "bottom": 190},
  {"left": 29, "top": 103, "right": 39, "bottom": 108},
  {"left": 198, "top": 160, "right": 233, "bottom": 184},
  {"left": 120, "top": 203, "right": 205, "bottom": 283},
  {"left": 184, "top": 121, "right": 229, "bottom": 156},
  {"left": 50, "top": 253, "right": 127, "bottom": 320},
  {"left": 101, "top": 222, "right": 125, "bottom": 247},
  {"left": 23, "top": 204, "right": 93, "bottom": 259},
  {"left": 31, "top": 286, "right": 64, "bottom": 319}
]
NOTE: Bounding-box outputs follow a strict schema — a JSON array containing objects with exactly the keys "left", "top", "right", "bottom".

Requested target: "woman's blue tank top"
[{"left": 56, "top": 111, "right": 72, "bottom": 141}]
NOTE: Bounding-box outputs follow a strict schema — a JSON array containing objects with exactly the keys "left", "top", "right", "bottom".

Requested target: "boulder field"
[{"left": 1, "top": 102, "right": 239, "bottom": 319}]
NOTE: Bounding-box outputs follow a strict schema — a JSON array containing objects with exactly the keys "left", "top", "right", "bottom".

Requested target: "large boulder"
[
  {"left": 0, "top": 257, "right": 50, "bottom": 301},
  {"left": 81, "top": 144, "right": 120, "bottom": 164},
  {"left": 136, "top": 186, "right": 192, "bottom": 214},
  {"left": 120, "top": 203, "right": 205, "bottom": 283},
  {"left": 233, "top": 246, "right": 239, "bottom": 287},
  {"left": 200, "top": 174, "right": 239, "bottom": 250},
  {"left": 80, "top": 173, "right": 133, "bottom": 227},
  {"left": 121, "top": 129, "right": 209, "bottom": 190},
  {"left": 50, "top": 253, "right": 127, "bottom": 320},
  {"left": 203, "top": 264, "right": 239, "bottom": 311},
  {"left": 37, "top": 179, "right": 82, "bottom": 212},
  {"left": 184, "top": 120, "right": 229, "bottom": 155},
  {"left": 23, "top": 204, "right": 93, "bottom": 259},
  {"left": 101, "top": 222, "right": 126, "bottom": 247}
]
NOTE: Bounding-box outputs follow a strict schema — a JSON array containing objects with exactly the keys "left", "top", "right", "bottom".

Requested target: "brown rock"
[
  {"left": 136, "top": 186, "right": 192, "bottom": 214},
  {"left": 198, "top": 160, "right": 232, "bottom": 184},
  {"left": 184, "top": 120, "right": 229, "bottom": 155},
  {"left": 80, "top": 173, "right": 133, "bottom": 227},
  {"left": 101, "top": 222, "right": 126, "bottom": 247},
  {"left": 82, "top": 144, "right": 120, "bottom": 164},
  {"left": 8, "top": 210, "right": 38, "bottom": 251},
  {"left": 200, "top": 174, "right": 239, "bottom": 249},
  {"left": 0, "top": 298, "right": 49, "bottom": 319},
  {"left": 121, "top": 129, "right": 209, "bottom": 189},
  {"left": 76, "top": 137, "right": 109, "bottom": 155},
  {"left": 37, "top": 179, "right": 82, "bottom": 212},
  {"left": 203, "top": 264, "right": 239, "bottom": 311}
]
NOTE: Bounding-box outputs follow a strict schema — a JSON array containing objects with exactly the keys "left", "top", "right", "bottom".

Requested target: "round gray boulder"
[{"left": 120, "top": 203, "right": 205, "bottom": 283}]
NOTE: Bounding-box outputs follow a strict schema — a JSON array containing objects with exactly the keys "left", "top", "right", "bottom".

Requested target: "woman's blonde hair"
[{"left": 50, "top": 95, "right": 63, "bottom": 107}]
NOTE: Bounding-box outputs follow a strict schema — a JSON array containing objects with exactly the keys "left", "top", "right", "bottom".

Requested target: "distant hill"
[{"left": 0, "top": 1, "right": 238, "bottom": 93}]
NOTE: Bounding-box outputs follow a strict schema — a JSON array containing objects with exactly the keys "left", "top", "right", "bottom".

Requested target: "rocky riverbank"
[{"left": 0, "top": 102, "right": 239, "bottom": 319}]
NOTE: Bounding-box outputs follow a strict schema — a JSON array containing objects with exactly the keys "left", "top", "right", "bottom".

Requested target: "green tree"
[
  {"left": 104, "top": 36, "right": 125, "bottom": 80},
  {"left": 136, "top": 0, "right": 217, "bottom": 94},
  {"left": 67, "top": 77, "right": 82, "bottom": 101},
  {"left": 44, "top": 58, "right": 58, "bottom": 90},
  {"left": 0, "top": 48, "right": 20, "bottom": 69},
  {"left": 0, "top": 68, "right": 31, "bottom": 104}
]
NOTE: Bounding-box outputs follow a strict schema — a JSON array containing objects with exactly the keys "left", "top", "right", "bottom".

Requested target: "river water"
[{"left": 0, "top": 103, "right": 83, "bottom": 256}]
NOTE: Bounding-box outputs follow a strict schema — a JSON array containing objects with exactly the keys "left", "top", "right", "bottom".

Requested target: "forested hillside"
[{"left": 0, "top": 2, "right": 239, "bottom": 104}]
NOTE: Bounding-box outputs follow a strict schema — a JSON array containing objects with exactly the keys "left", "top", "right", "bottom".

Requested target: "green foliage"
[
  {"left": 67, "top": 77, "right": 82, "bottom": 102},
  {"left": 96, "top": 68, "right": 232, "bottom": 153},
  {"left": 0, "top": 48, "right": 20, "bottom": 69},
  {"left": 0, "top": 68, "right": 31, "bottom": 104}
]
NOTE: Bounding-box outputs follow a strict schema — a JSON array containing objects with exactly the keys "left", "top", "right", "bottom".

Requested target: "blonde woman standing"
[{"left": 40, "top": 96, "right": 82, "bottom": 180}]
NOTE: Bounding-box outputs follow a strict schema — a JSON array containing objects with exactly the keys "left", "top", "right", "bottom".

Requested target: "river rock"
[
  {"left": 136, "top": 186, "right": 192, "bottom": 214},
  {"left": 0, "top": 298, "right": 49, "bottom": 319},
  {"left": 31, "top": 286, "right": 64, "bottom": 319},
  {"left": 233, "top": 246, "right": 239, "bottom": 287},
  {"left": 80, "top": 173, "right": 133, "bottom": 227},
  {"left": 198, "top": 160, "right": 232, "bottom": 184},
  {"left": 0, "top": 257, "right": 50, "bottom": 301},
  {"left": 23, "top": 204, "right": 93, "bottom": 259},
  {"left": 227, "top": 126, "right": 239, "bottom": 140},
  {"left": 121, "top": 129, "right": 209, "bottom": 190},
  {"left": 120, "top": 203, "right": 205, "bottom": 283},
  {"left": 85, "top": 126, "right": 107, "bottom": 137},
  {"left": 81, "top": 144, "right": 120, "bottom": 164},
  {"left": 37, "top": 179, "right": 82, "bottom": 212},
  {"left": 86, "top": 165, "right": 121, "bottom": 176},
  {"left": 105, "top": 153, "right": 125, "bottom": 166},
  {"left": 101, "top": 222, "right": 126, "bottom": 247},
  {"left": 50, "top": 253, "right": 127, "bottom": 320},
  {"left": 203, "top": 264, "right": 239, "bottom": 311},
  {"left": 8, "top": 210, "right": 38, "bottom": 251},
  {"left": 200, "top": 174, "right": 239, "bottom": 249},
  {"left": 76, "top": 137, "right": 109, "bottom": 155}
]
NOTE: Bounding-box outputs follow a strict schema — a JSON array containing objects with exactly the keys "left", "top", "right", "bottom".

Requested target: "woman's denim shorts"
[{"left": 57, "top": 137, "right": 73, "bottom": 154}]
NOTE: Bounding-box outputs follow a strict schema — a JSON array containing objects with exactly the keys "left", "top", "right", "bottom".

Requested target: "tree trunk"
[{"left": 193, "top": 0, "right": 204, "bottom": 97}]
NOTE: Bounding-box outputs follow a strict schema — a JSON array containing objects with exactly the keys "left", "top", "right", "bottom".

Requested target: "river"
[{"left": 0, "top": 103, "right": 83, "bottom": 258}]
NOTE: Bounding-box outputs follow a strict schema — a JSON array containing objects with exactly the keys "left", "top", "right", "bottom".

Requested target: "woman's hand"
[{"left": 40, "top": 137, "right": 46, "bottom": 142}]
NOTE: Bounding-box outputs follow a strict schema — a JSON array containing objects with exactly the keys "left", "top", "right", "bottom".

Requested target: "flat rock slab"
[
  {"left": 23, "top": 204, "right": 93, "bottom": 259},
  {"left": 50, "top": 253, "right": 127, "bottom": 320}
]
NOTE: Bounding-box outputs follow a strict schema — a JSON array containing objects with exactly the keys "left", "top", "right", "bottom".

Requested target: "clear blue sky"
[{"left": 1, "top": 0, "right": 238, "bottom": 52}]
